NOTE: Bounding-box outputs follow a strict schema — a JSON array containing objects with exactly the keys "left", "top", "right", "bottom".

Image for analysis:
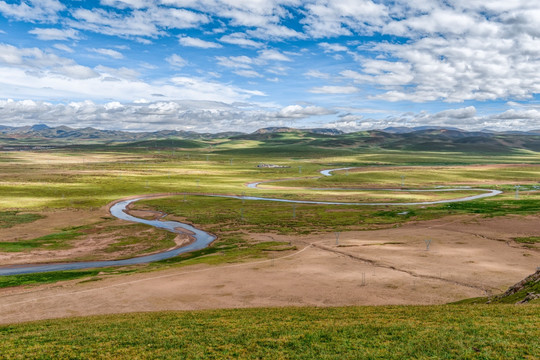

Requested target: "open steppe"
[{"left": 0, "top": 131, "right": 538, "bottom": 358}]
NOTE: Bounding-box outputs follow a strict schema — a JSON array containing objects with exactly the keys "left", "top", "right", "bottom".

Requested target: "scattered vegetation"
[
  {"left": 0, "top": 270, "right": 101, "bottom": 288},
  {"left": 0, "top": 268, "right": 140, "bottom": 289},
  {"left": 99, "top": 224, "right": 177, "bottom": 259},
  {"left": 514, "top": 236, "right": 540, "bottom": 244},
  {"left": 0, "top": 227, "right": 85, "bottom": 252}
]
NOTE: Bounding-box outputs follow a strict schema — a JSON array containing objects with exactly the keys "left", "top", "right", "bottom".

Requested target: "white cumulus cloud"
[
  {"left": 178, "top": 36, "right": 222, "bottom": 48},
  {"left": 90, "top": 48, "right": 124, "bottom": 59},
  {"left": 165, "top": 54, "right": 187, "bottom": 68},
  {"left": 309, "top": 86, "right": 359, "bottom": 94},
  {"left": 28, "top": 28, "right": 79, "bottom": 41},
  {"left": 0, "top": 0, "right": 64, "bottom": 23}
]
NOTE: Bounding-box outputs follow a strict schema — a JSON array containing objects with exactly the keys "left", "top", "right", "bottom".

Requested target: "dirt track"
[{"left": 0, "top": 214, "right": 537, "bottom": 324}]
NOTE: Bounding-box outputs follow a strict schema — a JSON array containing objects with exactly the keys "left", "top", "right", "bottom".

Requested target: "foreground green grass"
[{"left": 0, "top": 305, "right": 538, "bottom": 359}]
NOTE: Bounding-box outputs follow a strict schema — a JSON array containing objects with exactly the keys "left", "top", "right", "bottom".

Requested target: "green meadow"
[
  {"left": 0, "top": 305, "right": 538, "bottom": 359},
  {"left": 0, "top": 139, "right": 539, "bottom": 211}
]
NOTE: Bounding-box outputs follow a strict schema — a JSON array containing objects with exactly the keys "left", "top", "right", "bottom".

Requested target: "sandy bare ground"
[{"left": 0, "top": 213, "right": 538, "bottom": 324}]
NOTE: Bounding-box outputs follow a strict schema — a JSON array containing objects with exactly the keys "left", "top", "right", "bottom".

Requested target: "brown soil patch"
[{"left": 0, "top": 213, "right": 538, "bottom": 324}]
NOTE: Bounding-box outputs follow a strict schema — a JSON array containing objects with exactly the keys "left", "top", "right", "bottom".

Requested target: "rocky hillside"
[
  {"left": 456, "top": 269, "right": 540, "bottom": 304},
  {"left": 488, "top": 269, "right": 540, "bottom": 304}
]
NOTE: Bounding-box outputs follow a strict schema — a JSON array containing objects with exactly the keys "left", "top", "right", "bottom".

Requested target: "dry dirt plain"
[{"left": 0, "top": 211, "right": 537, "bottom": 324}]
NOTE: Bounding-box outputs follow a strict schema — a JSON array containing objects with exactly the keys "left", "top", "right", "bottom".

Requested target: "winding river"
[
  {"left": 0, "top": 198, "right": 216, "bottom": 276},
  {"left": 0, "top": 168, "right": 502, "bottom": 275}
]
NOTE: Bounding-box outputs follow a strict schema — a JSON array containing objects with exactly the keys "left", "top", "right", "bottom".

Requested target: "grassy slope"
[{"left": 0, "top": 305, "right": 538, "bottom": 359}]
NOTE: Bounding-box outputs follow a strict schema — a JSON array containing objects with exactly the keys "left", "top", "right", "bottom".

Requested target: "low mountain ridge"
[
  {"left": 0, "top": 125, "right": 243, "bottom": 141},
  {"left": 2, "top": 124, "right": 540, "bottom": 154}
]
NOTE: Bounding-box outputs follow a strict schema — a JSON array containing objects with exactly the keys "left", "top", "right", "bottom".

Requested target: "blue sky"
[{"left": 0, "top": 0, "right": 539, "bottom": 132}]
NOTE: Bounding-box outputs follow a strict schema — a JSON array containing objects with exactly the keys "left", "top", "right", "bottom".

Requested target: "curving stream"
[
  {"left": 0, "top": 198, "right": 216, "bottom": 276},
  {"left": 0, "top": 168, "right": 502, "bottom": 275}
]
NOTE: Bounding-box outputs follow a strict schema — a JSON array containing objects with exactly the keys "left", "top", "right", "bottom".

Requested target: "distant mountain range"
[
  {"left": 2, "top": 124, "right": 540, "bottom": 142},
  {"left": 2, "top": 124, "right": 540, "bottom": 153},
  {"left": 0, "top": 124, "right": 243, "bottom": 141},
  {"left": 252, "top": 127, "right": 344, "bottom": 136},
  {"left": 0, "top": 124, "right": 346, "bottom": 142}
]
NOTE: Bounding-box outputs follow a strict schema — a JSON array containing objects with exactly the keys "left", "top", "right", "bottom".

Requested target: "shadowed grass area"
[
  {"left": 0, "top": 305, "right": 538, "bottom": 359},
  {"left": 137, "top": 194, "right": 540, "bottom": 235},
  {"left": 0, "top": 211, "right": 43, "bottom": 229},
  {"left": 137, "top": 196, "right": 432, "bottom": 235},
  {"left": 443, "top": 199, "right": 540, "bottom": 216}
]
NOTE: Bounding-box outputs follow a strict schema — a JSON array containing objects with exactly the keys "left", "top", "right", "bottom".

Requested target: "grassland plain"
[
  {"left": 0, "top": 305, "right": 538, "bottom": 359},
  {"left": 1, "top": 143, "right": 540, "bottom": 211},
  {"left": 0, "top": 141, "right": 540, "bottom": 287}
]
